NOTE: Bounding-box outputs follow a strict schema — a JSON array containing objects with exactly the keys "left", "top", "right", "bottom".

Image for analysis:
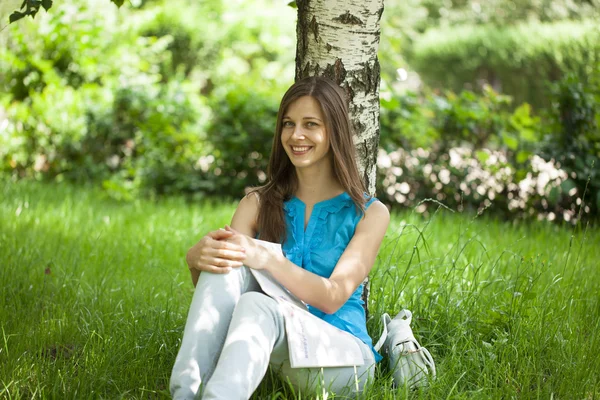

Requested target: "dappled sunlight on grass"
[{"left": 1, "top": 180, "right": 598, "bottom": 398}]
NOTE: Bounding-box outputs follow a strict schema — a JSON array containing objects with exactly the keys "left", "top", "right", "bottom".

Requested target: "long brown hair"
[{"left": 252, "top": 76, "right": 368, "bottom": 243}]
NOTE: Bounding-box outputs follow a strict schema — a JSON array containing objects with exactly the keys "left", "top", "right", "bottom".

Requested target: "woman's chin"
[{"left": 290, "top": 159, "right": 313, "bottom": 168}]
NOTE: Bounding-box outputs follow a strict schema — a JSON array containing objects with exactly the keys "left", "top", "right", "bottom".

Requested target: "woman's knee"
[
  {"left": 233, "top": 292, "right": 286, "bottom": 328},
  {"left": 195, "top": 265, "right": 251, "bottom": 293},
  {"left": 235, "top": 292, "right": 278, "bottom": 313}
]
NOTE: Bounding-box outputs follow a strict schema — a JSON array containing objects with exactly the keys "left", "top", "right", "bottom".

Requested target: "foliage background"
[
  {"left": 1, "top": 1, "right": 599, "bottom": 398},
  {"left": 0, "top": 0, "right": 599, "bottom": 221}
]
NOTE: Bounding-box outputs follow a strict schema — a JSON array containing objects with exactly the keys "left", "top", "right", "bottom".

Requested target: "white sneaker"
[{"left": 374, "top": 310, "right": 436, "bottom": 389}]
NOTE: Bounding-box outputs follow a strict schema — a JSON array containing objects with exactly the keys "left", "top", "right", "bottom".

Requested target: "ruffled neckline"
[{"left": 284, "top": 192, "right": 351, "bottom": 216}]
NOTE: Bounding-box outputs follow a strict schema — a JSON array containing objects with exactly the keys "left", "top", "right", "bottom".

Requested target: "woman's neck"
[{"left": 294, "top": 163, "right": 344, "bottom": 205}]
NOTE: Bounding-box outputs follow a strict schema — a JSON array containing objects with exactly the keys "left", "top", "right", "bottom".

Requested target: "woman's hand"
[
  {"left": 186, "top": 229, "right": 247, "bottom": 274},
  {"left": 223, "top": 226, "right": 274, "bottom": 271}
]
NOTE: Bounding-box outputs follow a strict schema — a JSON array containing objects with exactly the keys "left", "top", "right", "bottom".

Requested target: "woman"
[{"left": 170, "top": 76, "right": 390, "bottom": 399}]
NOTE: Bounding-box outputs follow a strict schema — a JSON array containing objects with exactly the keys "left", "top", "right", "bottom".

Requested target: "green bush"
[
  {"left": 0, "top": 0, "right": 125, "bottom": 180},
  {"left": 0, "top": 0, "right": 210, "bottom": 198},
  {"left": 100, "top": 77, "right": 210, "bottom": 199},
  {"left": 410, "top": 0, "right": 600, "bottom": 27},
  {"left": 378, "top": 82, "right": 597, "bottom": 221},
  {"left": 380, "top": 90, "right": 439, "bottom": 151},
  {"left": 0, "top": 0, "right": 295, "bottom": 200},
  {"left": 376, "top": 147, "right": 584, "bottom": 223},
  {"left": 409, "top": 20, "right": 600, "bottom": 108},
  {"left": 204, "top": 83, "right": 280, "bottom": 198},
  {"left": 136, "top": 0, "right": 224, "bottom": 78},
  {"left": 540, "top": 71, "right": 600, "bottom": 214},
  {"left": 380, "top": 86, "right": 542, "bottom": 163}
]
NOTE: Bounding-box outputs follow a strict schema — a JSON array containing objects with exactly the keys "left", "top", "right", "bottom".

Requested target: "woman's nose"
[{"left": 291, "top": 126, "right": 305, "bottom": 139}]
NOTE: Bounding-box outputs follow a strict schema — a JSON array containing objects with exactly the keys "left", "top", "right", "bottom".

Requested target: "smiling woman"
[
  {"left": 169, "top": 76, "right": 390, "bottom": 399},
  {"left": 281, "top": 96, "right": 330, "bottom": 169}
]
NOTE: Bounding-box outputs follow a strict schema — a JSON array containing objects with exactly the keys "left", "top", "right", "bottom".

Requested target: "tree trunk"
[{"left": 295, "top": 0, "right": 384, "bottom": 319}]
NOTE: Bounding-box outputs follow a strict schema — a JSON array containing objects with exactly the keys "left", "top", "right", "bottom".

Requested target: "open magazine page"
[
  {"left": 250, "top": 240, "right": 308, "bottom": 310},
  {"left": 251, "top": 239, "right": 364, "bottom": 368}
]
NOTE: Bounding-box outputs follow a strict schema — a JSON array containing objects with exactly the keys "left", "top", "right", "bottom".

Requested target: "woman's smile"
[{"left": 291, "top": 146, "right": 313, "bottom": 155}]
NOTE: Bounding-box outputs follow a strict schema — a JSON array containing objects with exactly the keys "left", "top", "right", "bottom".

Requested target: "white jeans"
[{"left": 170, "top": 266, "right": 375, "bottom": 399}]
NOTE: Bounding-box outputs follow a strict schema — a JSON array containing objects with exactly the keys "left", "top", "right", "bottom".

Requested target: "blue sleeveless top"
[{"left": 281, "top": 192, "right": 382, "bottom": 362}]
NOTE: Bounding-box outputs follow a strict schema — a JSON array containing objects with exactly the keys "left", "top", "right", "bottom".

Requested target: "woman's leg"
[
  {"left": 202, "top": 292, "right": 287, "bottom": 400},
  {"left": 170, "top": 267, "right": 260, "bottom": 400},
  {"left": 202, "top": 292, "right": 375, "bottom": 400},
  {"left": 270, "top": 329, "right": 376, "bottom": 397}
]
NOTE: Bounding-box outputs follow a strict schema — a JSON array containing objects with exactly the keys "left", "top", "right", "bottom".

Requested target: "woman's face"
[{"left": 280, "top": 96, "right": 331, "bottom": 170}]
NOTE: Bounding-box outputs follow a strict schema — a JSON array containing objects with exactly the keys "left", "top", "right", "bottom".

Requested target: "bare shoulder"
[
  {"left": 354, "top": 200, "right": 390, "bottom": 235},
  {"left": 239, "top": 191, "right": 260, "bottom": 211},
  {"left": 366, "top": 199, "right": 389, "bottom": 216},
  {"left": 364, "top": 200, "right": 390, "bottom": 224},
  {"left": 231, "top": 191, "right": 260, "bottom": 236}
]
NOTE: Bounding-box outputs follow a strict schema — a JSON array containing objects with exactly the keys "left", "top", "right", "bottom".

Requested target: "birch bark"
[
  {"left": 295, "top": 0, "right": 384, "bottom": 194},
  {"left": 295, "top": 0, "right": 384, "bottom": 317}
]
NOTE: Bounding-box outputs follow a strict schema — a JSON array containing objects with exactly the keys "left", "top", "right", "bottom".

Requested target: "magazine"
[{"left": 251, "top": 240, "right": 364, "bottom": 368}]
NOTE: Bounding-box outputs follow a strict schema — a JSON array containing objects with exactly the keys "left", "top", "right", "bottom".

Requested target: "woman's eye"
[
  {"left": 306, "top": 122, "right": 317, "bottom": 127},
  {"left": 283, "top": 121, "right": 294, "bottom": 127}
]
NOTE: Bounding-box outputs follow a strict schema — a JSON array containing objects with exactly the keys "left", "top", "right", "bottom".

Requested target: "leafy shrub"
[
  {"left": 0, "top": 0, "right": 210, "bottom": 198},
  {"left": 100, "top": 77, "right": 210, "bottom": 199},
  {"left": 429, "top": 86, "right": 515, "bottom": 151},
  {"left": 380, "top": 91, "right": 439, "bottom": 151},
  {"left": 409, "top": 20, "right": 600, "bottom": 107},
  {"left": 0, "top": 1, "right": 121, "bottom": 101},
  {"left": 377, "top": 82, "right": 596, "bottom": 222},
  {"left": 376, "top": 147, "right": 584, "bottom": 223},
  {"left": 410, "top": 0, "right": 600, "bottom": 27},
  {"left": 0, "top": 1, "right": 122, "bottom": 179},
  {"left": 380, "top": 85, "right": 542, "bottom": 162},
  {"left": 0, "top": 0, "right": 295, "bottom": 200},
  {"left": 204, "top": 83, "right": 280, "bottom": 198},
  {"left": 0, "top": 82, "right": 107, "bottom": 180},
  {"left": 136, "top": 0, "right": 224, "bottom": 78},
  {"left": 540, "top": 71, "right": 600, "bottom": 215}
]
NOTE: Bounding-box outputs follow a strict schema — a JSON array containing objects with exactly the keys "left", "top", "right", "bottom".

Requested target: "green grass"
[{"left": 1, "top": 179, "right": 599, "bottom": 399}]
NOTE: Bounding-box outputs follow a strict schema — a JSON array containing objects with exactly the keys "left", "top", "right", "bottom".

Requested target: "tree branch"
[{"left": 8, "top": 0, "right": 123, "bottom": 24}]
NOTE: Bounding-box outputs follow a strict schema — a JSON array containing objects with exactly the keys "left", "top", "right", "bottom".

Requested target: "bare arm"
[
  {"left": 229, "top": 192, "right": 259, "bottom": 237},
  {"left": 185, "top": 194, "right": 258, "bottom": 286},
  {"left": 231, "top": 200, "right": 390, "bottom": 314}
]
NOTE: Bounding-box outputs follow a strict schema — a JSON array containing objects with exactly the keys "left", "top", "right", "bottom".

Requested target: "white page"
[
  {"left": 250, "top": 239, "right": 364, "bottom": 368},
  {"left": 250, "top": 240, "right": 308, "bottom": 311},
  {"left": 278, "top": 300, "right": 365, "bottom": 368}
]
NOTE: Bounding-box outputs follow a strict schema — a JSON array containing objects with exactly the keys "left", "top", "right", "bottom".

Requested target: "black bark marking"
[
  {"left": 371, "top": 60, "right": 381, "bottom": 92},
  {"left": 295, "top": 0, "right": 310, "bottom": 81},
  {"left": 361, "top": 140, "right": 370, "bottom": 184},
  {"left": 356, "top": 119, "right": 366, "bottom": 135},
  {"left": 309, "top": 15, "right": 319, "bottom": 42},
  {"left": 298, "top": 62, "right": 329, "bottom": 80},
  {"left": 349, "top": 60, "right": 380, "bottom": 94},
  {"left": 377, "top": 4, "right": 384, "bottom": 22},
  {"left": 365, "top": 63, "right": 372, "bottom": 92},
  {"left": 359, "top": 134, "right": 379, "bottom": 193},
  {"left": 346, "top": 84, "right": 355, "bottom": 104},
  {"left": 333, "top": 11, "right": 364, "bottom": 26},
  {"left": 301, "top": 62, "right": 311, "bottom": 79},
  {"left": 361, "top": 276, "right": 370, "bottom": 319},
  {"left": 334, "top": 58, "right": 346, "bottom": 83},
  {"left": 313, "top": 63, "right": 323, "bottom": 76},
  {"left": 326, "top": 42, "right": 332, "bottom": 52},
  {"left": 323, "top": 58, "right": 347, "bottom": 85}
]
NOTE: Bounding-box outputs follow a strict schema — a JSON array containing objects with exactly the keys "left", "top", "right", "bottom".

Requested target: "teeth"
[{"left": 292, "top": 146, "right": 311, "bottom": 152}]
